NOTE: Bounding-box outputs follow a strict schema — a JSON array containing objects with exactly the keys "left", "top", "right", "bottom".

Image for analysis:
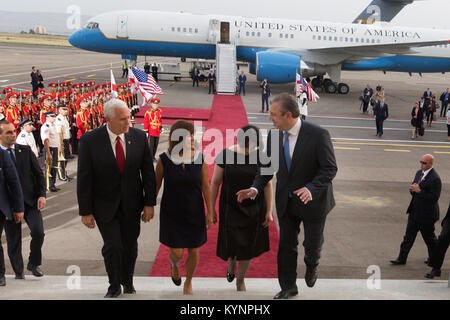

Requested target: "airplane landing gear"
[{"left": 311, "top": 76, "right": 350, "bottom": 94}]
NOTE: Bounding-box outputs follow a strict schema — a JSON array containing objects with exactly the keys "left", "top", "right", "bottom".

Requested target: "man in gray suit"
[{"left": 237, "top": 93, "right": 337, "bottom": 299}]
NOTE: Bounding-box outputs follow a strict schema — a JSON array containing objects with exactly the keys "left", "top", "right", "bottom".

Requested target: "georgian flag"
[{"left": 110, "top": 69, "right": 118, "bottom": 99}]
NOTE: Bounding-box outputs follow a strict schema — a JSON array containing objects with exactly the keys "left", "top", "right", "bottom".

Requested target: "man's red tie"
[
  {"left": 116, "top": 136, "right": 125, "bottom": 174},
  {"left": 417, "top": 172, "right": 424, "bottom": 184}
]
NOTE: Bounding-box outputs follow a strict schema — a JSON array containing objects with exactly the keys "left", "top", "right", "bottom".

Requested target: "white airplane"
[{"left": 69, "top": 0, "right": 450, "bottom": 94}]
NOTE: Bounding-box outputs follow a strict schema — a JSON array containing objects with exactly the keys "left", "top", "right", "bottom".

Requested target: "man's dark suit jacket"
[
  {"left": 252, "top": 120, "right": 338, "bottom": 220},
  {"left": 374, "top": 102, "right": 389, "bottom": 120},
  {"left": 13, "top": 144, "right": 45, "bottom": 207},
  {"left": 0, "top": 148, "right": 24, "bottom": 220},
  {"left": 77, "top": 126, "right": 156, "bottom": 223},
  {"left": 407, "top": 168, "right": 441, "bottom": 223}
]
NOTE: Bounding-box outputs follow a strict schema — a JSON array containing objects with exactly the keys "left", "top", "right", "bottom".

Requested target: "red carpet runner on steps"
[{"left": 149, "top": 94, "right": 279, "bottom": 278}]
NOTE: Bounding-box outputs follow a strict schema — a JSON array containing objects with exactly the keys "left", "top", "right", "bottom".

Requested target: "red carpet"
[
  {"left": 149, "top": 95, "right": 279, "bottom": 278},
  {"left": 135, "top": 106, "right": 210, "bottom": 126}
]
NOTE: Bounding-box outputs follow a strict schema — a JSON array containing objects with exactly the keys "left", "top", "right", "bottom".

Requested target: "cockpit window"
[{"left": 86, "top": 22, "right": 99, "bottom": 30}]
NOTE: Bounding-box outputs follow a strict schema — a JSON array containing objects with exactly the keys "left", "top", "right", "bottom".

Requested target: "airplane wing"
[{"left": 282, "top": 39, "right": 450, "bottom": 65}]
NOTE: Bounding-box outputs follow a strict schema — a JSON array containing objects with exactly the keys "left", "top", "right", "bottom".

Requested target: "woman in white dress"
[{"left": 297, "top": 85, "right": 308, "bottom": 120}]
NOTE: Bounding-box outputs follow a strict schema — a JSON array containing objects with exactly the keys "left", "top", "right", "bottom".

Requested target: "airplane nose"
[{"left": 68, "top": 29, "right": 86, "bottom": 48}]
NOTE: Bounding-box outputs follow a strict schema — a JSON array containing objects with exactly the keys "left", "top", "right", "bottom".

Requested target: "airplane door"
[
  {"left": 220, "top": 22, "right": 230, "bottom": 44},
  {"left": 117, "top": 15, "right": 128, "bottom": 39}
]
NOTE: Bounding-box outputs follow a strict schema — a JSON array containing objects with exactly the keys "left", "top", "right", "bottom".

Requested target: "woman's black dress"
[
  {"left": 159, "top": 152, "right": 207, "bottom": 249},
  {"left": 215, "top": 148, "right": 270, "bottom": 261}
]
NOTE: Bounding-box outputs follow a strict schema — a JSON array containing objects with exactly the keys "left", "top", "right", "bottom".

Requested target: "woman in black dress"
[
  {"left": 211, "top": 125, "right": 273, "bottom": 291},
  {"left": 155, "top": 120, "right": 214, "bottom": 295},
  {"left": 411, "top": 102, "right": 423, "bottom": 139}
]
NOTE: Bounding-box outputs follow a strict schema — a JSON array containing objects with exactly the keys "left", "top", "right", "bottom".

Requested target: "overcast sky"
[{"left": 3, "top": 0, "right": 450, "bottom": 28}]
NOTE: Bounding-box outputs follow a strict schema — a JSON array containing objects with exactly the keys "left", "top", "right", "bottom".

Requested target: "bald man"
[{"left": 391, "top": 154, "right": 442, "bottom": 265}]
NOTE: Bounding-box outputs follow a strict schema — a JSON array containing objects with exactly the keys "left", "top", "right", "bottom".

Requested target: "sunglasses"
[{"left": 420, "top": 161, "right": 428, "bottom": 165}]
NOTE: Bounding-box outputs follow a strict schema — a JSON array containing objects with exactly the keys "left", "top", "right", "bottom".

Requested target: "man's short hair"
[
  {"left": 0, "top": 120, "right": 11, "bottom": 134},
  {"left": 271, "top": 93, "right": 300, "bottom": 118},
  {"left": 103, "top": 98, "right": 128, "bottom": 119}
]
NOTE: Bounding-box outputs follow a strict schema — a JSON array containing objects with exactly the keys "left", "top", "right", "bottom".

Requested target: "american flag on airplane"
[
  {"left": 296, "top": 73, "right": 319, "bottom": 102},
  {"left": 128, "top": 67, "right": 164, "bottom": 105}
]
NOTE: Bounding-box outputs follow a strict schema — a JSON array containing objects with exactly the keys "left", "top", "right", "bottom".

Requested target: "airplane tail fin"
[{"left": 353, "top": 0, "right": 417, "bottom": 24}]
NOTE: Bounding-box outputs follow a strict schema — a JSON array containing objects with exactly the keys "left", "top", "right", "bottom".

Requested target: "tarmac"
[{"left": 0, "top": 43, "right": 449, "bottom": 300}]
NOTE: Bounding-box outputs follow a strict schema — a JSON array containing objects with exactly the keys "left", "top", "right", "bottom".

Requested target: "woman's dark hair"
[
  {"left": 168, "top": 120, "right": 195, "bottom": 154},
  {"left": 237, "top": 124, "right": 261, "bottom": 150}
]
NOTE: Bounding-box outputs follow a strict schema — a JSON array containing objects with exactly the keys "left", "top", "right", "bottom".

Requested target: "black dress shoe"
[
  {"left": 27, "top": 264, "right": 44, "bottom": 277},
  {"left": 424, "top": 268, "right": 441, "bottom": 279},
  {"left": 390, "top": 258, "right": 406, "bottom": 265},
  {"left": 50, "top": 187, "right": 59, "bottom": 192},
  {"left": 273, "top": 288, "right": 298, "bottom": 299},
  {"left": 424, "top": 259, "right": 430, "bottom": 265},
  {"left": 104, "top": 288, "right": 121, "bottom": 298},
  {"left": 226, "top": 272, "right": 235, "bottom": 283},
  {"left": 15, "top": 273, "right": 25, "bottom": 280},
  {"left": 122, "top": 284, "right": 136, "bottom": 294},
  {"left": 0, "top": 277, "right": 5, "bottom": 286},
  {"left": 305, "top": 265, "right": 318, "bottom": 288}
]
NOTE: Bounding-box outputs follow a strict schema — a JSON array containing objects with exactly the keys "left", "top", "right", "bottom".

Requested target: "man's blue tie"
[
  {"left": 7, "top": 148, "right": 16, "bottom": 167},
  {"left": 283, "top": 131, "right": 290, "bottom": 171}
]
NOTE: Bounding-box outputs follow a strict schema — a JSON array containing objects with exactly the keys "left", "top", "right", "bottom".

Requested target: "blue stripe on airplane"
[{"left": 70, "top": 29, "right": 450, "bottom": 73}]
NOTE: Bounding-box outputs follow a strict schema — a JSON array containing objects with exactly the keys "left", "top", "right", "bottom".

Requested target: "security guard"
[
  {"left": 55, "top": 106, "right": 72, "bottom": 181},
  {"left": 40, "top": 111, "right": 59, "bottom": 192},
  {"left": 144, "top": 98, "right": 162, "bottom": 162},
  {"left": 16, "top": 119, "right": 39, "bottom": 158}
]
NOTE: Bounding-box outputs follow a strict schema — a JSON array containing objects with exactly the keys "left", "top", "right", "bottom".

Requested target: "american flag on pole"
[
  {"left": 296, "top": 72, "right": 319, "bottom": 102},
  {"left": 128, "top": 67, "right": 164, "bottom": 105}
]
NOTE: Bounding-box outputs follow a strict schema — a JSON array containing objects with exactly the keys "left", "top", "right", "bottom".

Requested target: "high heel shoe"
[
  {"left": 170, "top": 262, "right": 182, "bottom": 286},
  {"left": 226, "top": 272, "right": 235, "bottom": 283}
]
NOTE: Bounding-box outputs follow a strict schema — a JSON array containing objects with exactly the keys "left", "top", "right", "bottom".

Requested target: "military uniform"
[
  {"left": 144, "top": 98, "right": 163, "bottom": 161},
  {"left": 16, "top": 120, "right": 39, "bottom": 158},
  {"left": 40, "top": 113, "right": 59, "bottom": 192},
  {"left": 55, "top": 108, "right": 71, "bottom": 180},
  {"left": 76, "top": 94, "right": 92, "bottom": 139}
]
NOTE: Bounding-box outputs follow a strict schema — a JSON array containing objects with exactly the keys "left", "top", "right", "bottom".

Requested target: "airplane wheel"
[
  {"left": 322, "top": 78, "right": 333, "bottom": 88},
  {"left": 311, "top": 77, "right": 322, "bottom": 88},
  {"left": 338, "top": 83, "right": 350, "bottom": 94},
  {"left": 325, "top": 82, "right": 337, "bottom": 94}
]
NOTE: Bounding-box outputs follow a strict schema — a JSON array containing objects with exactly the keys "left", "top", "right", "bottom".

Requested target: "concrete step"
[{"left": 0, "top": 275, "right": 448, "bottom": 300}]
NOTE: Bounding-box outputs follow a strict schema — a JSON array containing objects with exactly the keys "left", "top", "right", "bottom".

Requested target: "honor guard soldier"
[
  {"left": 55, "top": 106, "right": 72, "bottom": 181},
  {"left": 48, "top": 83, "right": 58, "bottom": 95},
  {"left": 16, "top": 119, "right": 39, "bottom": 158},
  {"left": 20, "top": 92, "right": 31, "bottom": 120},
  {"left": 144, "top": 98, "right": 162, "bottom": 162},
  {"left": 39, "top": 94, "right": 55, "bottom": 125},
  {"left": 76, "top": 94, "right": 92, "bottom": 140},
  {"left": 41, "top": 111, "right": 59, "bottom": 192},
  {"left": 5, "top": 92, "right": 21, "bottom": 130}
]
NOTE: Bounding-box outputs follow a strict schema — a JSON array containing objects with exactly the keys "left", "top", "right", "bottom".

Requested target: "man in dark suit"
[
  {"left": 77, "top": 98, "right": 156, "bottom": 298},
  {"left": 192, "top": 65, "right": 199, "bottom": 87},
  {"left": 0, "top": 147, "right": 24, "bottom": 286},
  {"left": 362, "top": 84, "right": 374, "bottom": 113},
  {"left": 260, "top": 79, "right": 271, "bottom": 113},
  {"left": 391, "top": 154, "right": 441, "bottom": 265},
  {"left": 30, "top": 66, "right": 39, "bottom": 98},
  {"left": 439, "top": 88, "right": 449, "bottom": 118},
  {"left": 0, "top": 120, "right": 46, "bottom": 279},
  {"left": 208, "top": 69, "right": 216, "bottom": 94},
  {"left": 373, "top": 97, "right": 389, "bottom": 137},
  {"left": 423, "top": 88, "right": 432, "bottom": 109},
  {"left": 425, "top": 202, "right": 450, "bottom": 278},
  {"left": 237, "top": 93, "right": 338, "bottom": 299}
]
